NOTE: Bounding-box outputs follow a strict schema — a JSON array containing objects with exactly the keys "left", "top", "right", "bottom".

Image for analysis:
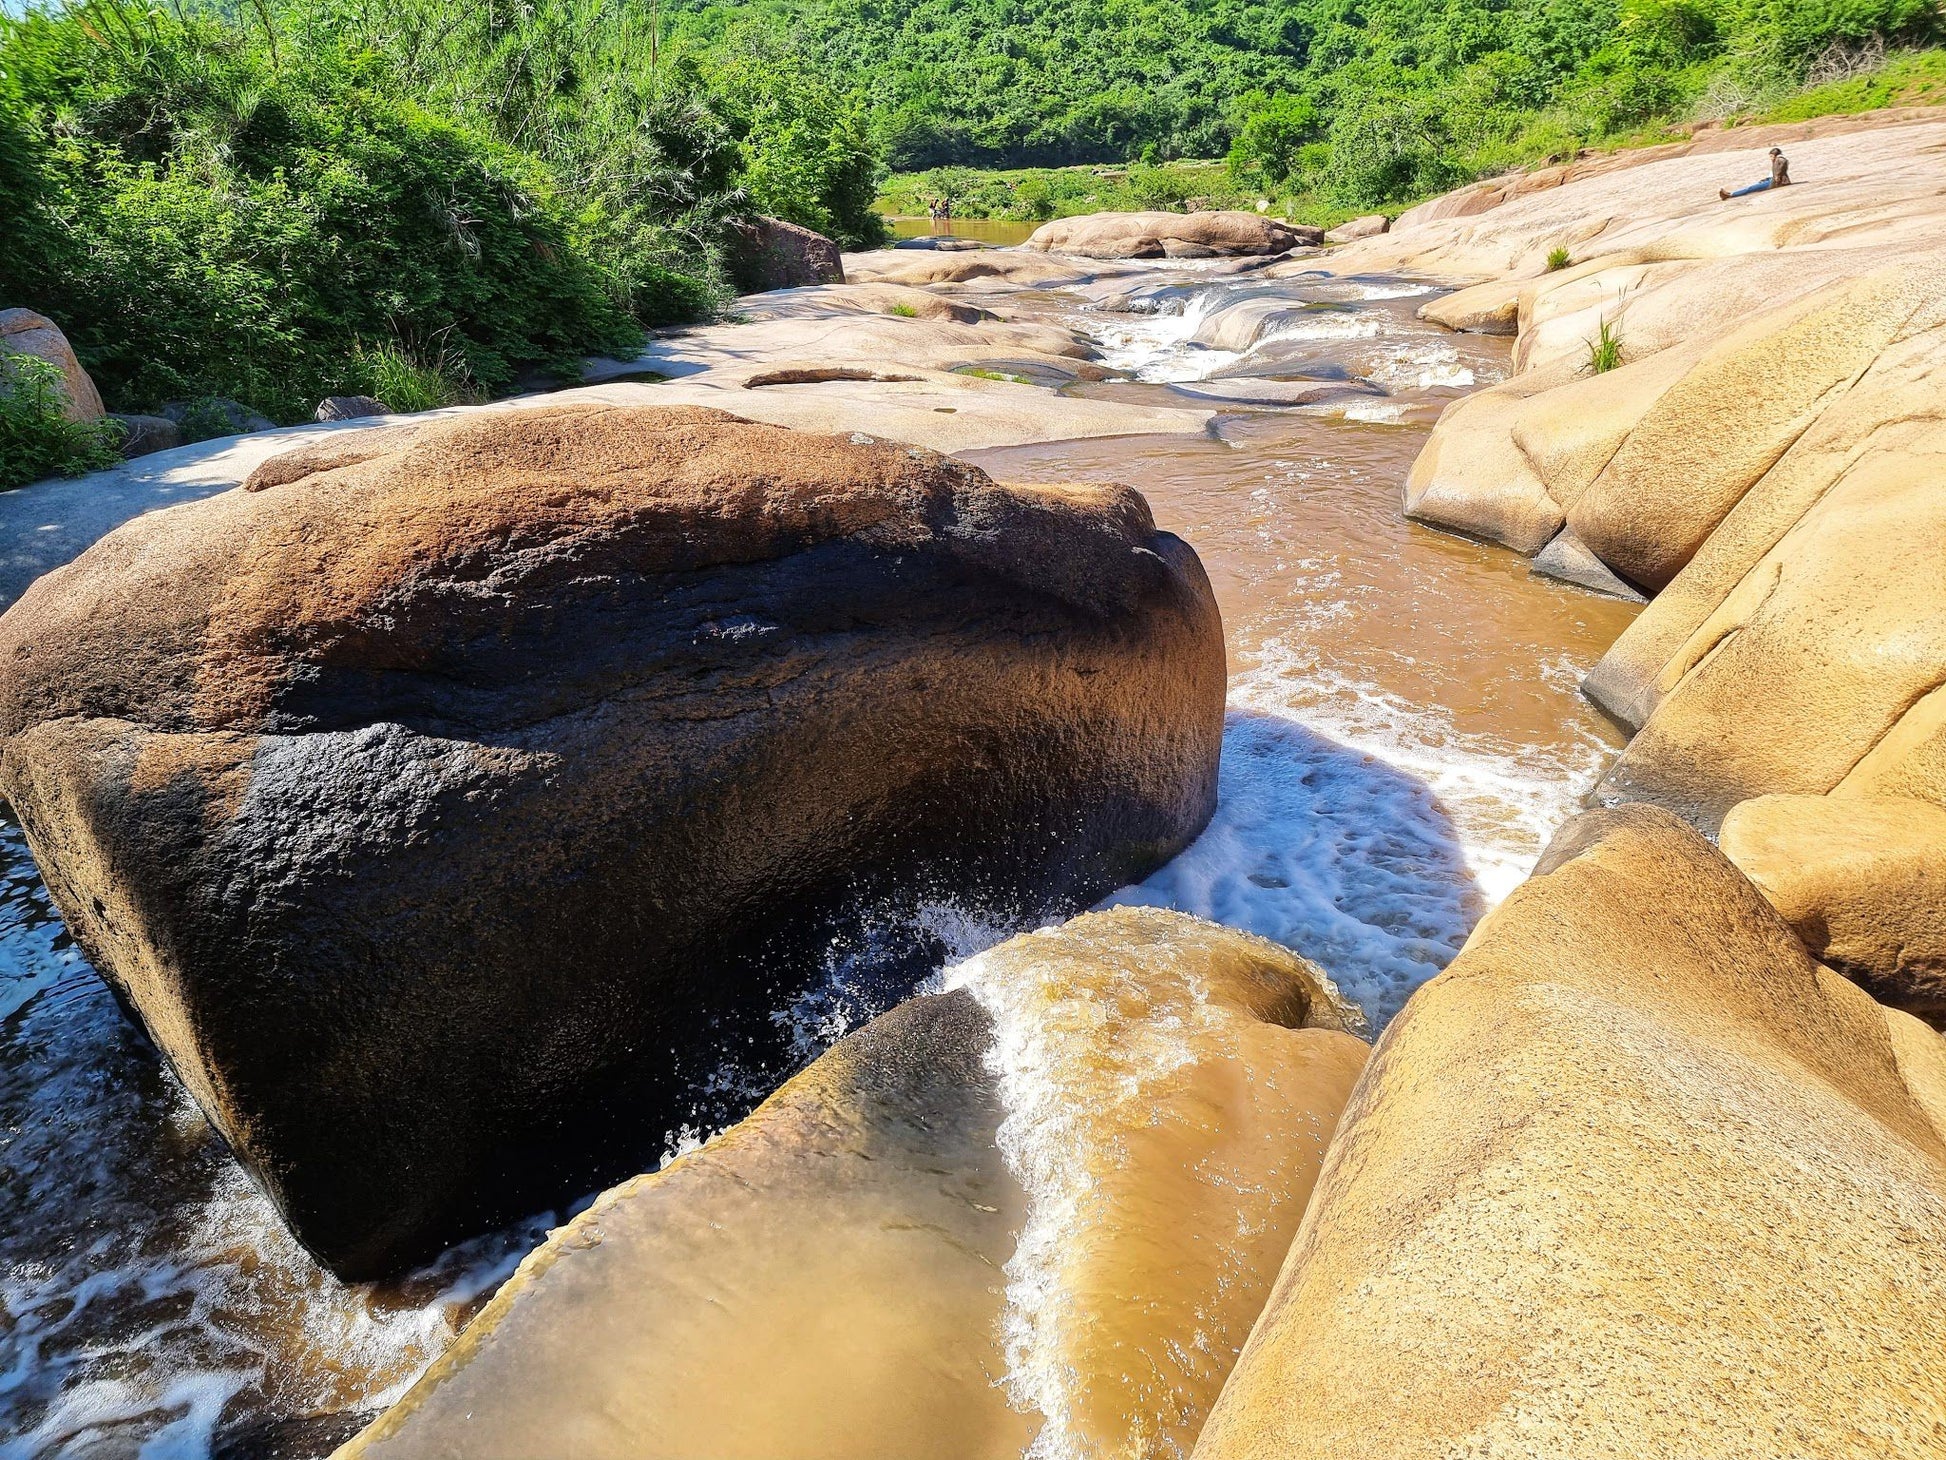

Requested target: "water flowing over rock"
[
  {"left": 1193, "top": 803, "right": 1946, "bottom": 1460},
  {"left": 0, "top": 403, "right": 1226, "bottom": 1278},
  {"left": 334, "top": 906, "right": 1367, "bottom": 1460}
]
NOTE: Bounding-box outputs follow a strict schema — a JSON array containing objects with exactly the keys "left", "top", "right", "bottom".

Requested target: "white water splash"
[{"left": 1105, "top": 647, "right": 1613, "bottom": 1027}]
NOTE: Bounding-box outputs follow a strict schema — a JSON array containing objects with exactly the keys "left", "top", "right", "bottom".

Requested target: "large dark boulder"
[
  {"left": 727, "top": 216, "right": 846, "bottom": 292},
  {"left": 0, "top": 403, "right": 1224, "bottom": 1277}
]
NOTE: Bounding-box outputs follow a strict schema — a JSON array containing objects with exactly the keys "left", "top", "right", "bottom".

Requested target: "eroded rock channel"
[
  {"left": 7, "top": 125, "right": 1943, "bottom": 1456},
  {"left": 0, "top": 245, "right": 1632, "bottom": 1456}
]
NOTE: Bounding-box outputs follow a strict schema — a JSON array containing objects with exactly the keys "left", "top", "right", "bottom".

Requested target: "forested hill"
[
  {"left": 670, "top": 0, "right": 1942, "bottom": 177},
  {"left": 675, "top": 0, "right": 1322, "bottom": 164}
]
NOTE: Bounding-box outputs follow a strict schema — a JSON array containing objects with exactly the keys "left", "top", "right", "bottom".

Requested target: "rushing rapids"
[{"left": 0, "top": 254, "right": 1637, "bottom": 1457}]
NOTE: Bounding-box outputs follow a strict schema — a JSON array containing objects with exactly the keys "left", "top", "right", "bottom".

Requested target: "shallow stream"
[{"left": 0, "top": 260, "right": 1635, "bottom": 1457}]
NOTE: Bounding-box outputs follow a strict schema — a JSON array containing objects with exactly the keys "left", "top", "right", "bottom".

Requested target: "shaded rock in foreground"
[
  {"left": 314, "top": 395, "right": 390, "bottom": 422},
  {"left": 0, "top": 403, "right": 1226, "bottom": 1277},
  {"left": 1530, "top": 527, "right": 1645, "bottom": 602},
  {"left": 1193, "top": 803, "right": 1946, "bottom": 1460},
  {"left": 336, "top": 907, "right": 1367, "bottom": 1460},
  {"left": 106, "top": 412, "right": 181, "bottom": 459}
]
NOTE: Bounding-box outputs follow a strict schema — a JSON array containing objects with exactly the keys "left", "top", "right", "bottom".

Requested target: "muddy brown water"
[
  {"left": 890, "top": 216, "right": 1042, "bottom": 246},
  {"left": 0, "top": 261, "right": 1636, "bottom": 1458}
]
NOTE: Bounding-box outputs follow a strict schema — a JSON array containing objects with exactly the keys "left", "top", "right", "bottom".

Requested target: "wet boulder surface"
[
  {"left": 335, "top": 906, "right": 1368, "bottom": 1460},
  {"left": 0, "top": 402, "right": 1226, "bottom": 1278}
]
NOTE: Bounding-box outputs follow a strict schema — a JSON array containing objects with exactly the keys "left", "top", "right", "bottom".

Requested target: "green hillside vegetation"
[
  {"left": 1, "top": 0, "right": 1941, "bottom": 487},
  {"left": 882, "top": 42, "right": 1946, "bottom": 224},
  {"left": 673, "top": 0, "right": 1942, "bottom": 215},
  {"left": 0, "top": 0, "right": 882, "bottom": 445}
]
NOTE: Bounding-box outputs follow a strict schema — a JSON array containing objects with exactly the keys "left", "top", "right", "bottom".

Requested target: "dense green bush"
[
  {"left": 1227, "top": 95, "right": 1322, "bottom": 186},
  {"left": 0, "top": 7, "right": 645, "bottom": 421},
  {"left": 0, "top": 354, "right": 123, "bottom": 490},
  {"left": 878, "top": 160, "right": 1265, "bottom": 223},
  {"left": 0, "top": 0, "right": 894, "bottom": 437},
  {"left": 686, "top": 27, "right": 888, "bottom": 248}
]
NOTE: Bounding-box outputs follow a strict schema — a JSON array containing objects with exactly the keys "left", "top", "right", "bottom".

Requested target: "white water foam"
[
  {"left": 1336, "top": 400, "right": 1412, "bottom": 424},
  {"left": 1345, "top": 281, "right": 1439, "bottom": 301},
  {"left": 1360, "top": 340, "right": 1477, "bottom": 390},
  {"left": 1082, "top": 290, "right": 1243, "bottom": 383},
  {"left": 942, "top": 938, "right": 1201, "bottom": 1459},
  {"left": 1104, "top": 646, "right": 1612, "bottom": 1027},
  {"left": 1246, "top": 312, "right": 1384, "bottom": 351}
]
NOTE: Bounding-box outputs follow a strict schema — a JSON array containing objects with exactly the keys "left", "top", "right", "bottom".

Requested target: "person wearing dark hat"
[{"left": 1721, "top": 147, "right": 1791, "bottom": 199}]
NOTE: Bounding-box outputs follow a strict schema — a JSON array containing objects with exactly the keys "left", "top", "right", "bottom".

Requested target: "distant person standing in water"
[{"left": 1721, "top": 147, "right": 1791, "bottom": 200}]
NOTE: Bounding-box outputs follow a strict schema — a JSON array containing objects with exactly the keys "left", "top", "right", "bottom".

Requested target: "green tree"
[{"left": 1228, "top": 94, "right": 1322, "bottom": 184}]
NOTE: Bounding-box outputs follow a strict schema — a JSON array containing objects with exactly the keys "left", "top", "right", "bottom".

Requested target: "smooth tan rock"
[
  {"left": 1390, "top": 179, "right": 1506, "bottom": 232},
  {"left": 1508, "top": 333, "right": 1702, "bottom": 516},
  {"left": 1565, "top": 265, "right": 1946, "bottom": 593},
  {"left": 1400, "top": 360, "right": 1577, "bottom": 553},
  {"left": 570, "top": 306, "right": 1218, "bottom": 454},
  {"left": 0, "top": 307, "right": 105, "bottom": 420},
  {"left": 1026, "top": 211, "right": 1309, "bottom": 260},
  {"left": 1330, "top": 116, "right": 1946, "bottom": 283},
  {"left": 1192, "top": 803, "right": 1946, "bottom": 1460},
  {"left": 571, "top": 371, "right": 1212, "bottom": 456},
  {"left": 1722, "top": 793, "right": 1946, "bottom": 1021},
  {"left": 338, "top": 907, "right": 1368, "bottom": 1460},
  {"left": 1586, "top": 323, "right": 1946, "bottom": 729},
  {"left": 1324, "top": 214, "right": 1388, "bottom": 245},
  {"left": 842, "top": 249, "right": 1111, "bottom": 290},
  {"left": 735, "top": 281, "right": 993, "bottom": 325},
  {"left": 1513, "top": 244, "right": 1922, "bottom": 375},
  {"left": 1885, "top": 1005, "right": 1946, "bottom": 1143},
  {"left": 1509, "top": 255, "right": 1660, "bottom": 371},
  {"left": 1597, "top": 420, "right": 1946, "bottom": 828},
  {"left": 1416, "top": 279, "right": 1519, "bottom": 333},
  {"left": 1841, "top": 680, "right": 1946, "bottom": 802}
]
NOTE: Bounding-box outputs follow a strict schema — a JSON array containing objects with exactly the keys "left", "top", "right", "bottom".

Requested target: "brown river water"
[
  {"left": 890, "top": 216, "right": 1041, "bottom": 246},
  {"left": 0, "top": 260, "right": 1636, "bottom": 1457}
]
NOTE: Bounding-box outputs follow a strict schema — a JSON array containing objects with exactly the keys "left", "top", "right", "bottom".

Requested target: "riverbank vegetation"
[
  {"left": 841, "top": 0, "right": 1943, "bottom": 218},
  {"left": 2, "top": 0, "right": 1941, "bottom": 445},
  {"left": 0, "top": 0, "right": 882, "bottom": 427}
]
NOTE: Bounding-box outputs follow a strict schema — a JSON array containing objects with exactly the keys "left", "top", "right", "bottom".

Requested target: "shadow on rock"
[{"left": 1106, "top": 707, "right": 1487, "bottom": 1028}]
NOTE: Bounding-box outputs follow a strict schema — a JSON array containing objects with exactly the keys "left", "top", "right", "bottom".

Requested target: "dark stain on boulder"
[{"left": 0, "top": 403, "right": 1226, "bottom": 1277}]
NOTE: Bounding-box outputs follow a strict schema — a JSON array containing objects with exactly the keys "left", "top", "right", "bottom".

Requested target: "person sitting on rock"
[{"left": 1720, "top": 148, "right": 1791, "bottom": 200}]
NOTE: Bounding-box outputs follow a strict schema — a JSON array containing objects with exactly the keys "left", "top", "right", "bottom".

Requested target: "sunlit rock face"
[
  {"left": 0, "top": 403, "right": 1225, "bottom": 1278},
  {"left": 335, "top": 906, "right": 1368, "bottom": 1460},
  {"left": 1194, "top": 804, "right": 1946, "bottom": 1460}
]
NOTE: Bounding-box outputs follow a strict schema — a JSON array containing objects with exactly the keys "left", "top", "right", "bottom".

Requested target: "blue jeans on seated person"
[{"left": 1727, "top": 178, "right": 1774, "bottom": 197}]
